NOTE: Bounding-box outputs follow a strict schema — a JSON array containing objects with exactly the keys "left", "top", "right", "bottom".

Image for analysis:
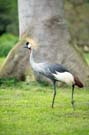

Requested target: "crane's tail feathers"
[{"left": 74, "top": 76, "right": 84, "bottom": 88}]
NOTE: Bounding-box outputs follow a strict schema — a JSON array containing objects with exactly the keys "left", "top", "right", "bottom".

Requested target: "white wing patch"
[{"left": 52, "top": 71, "right": 74, "bottom": 85}]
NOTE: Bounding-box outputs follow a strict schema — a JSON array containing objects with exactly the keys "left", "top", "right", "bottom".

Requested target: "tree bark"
[{"left": 0, "top": 0, "right": 89, "bottom": 85}]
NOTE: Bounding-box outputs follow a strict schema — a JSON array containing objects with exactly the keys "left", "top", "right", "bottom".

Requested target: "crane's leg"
[
  {"left": 52, "top": 81, "right": 56, "bottom": 108},
  {"left": 71, "top": 84, "right": 75, "bottom": 110}
]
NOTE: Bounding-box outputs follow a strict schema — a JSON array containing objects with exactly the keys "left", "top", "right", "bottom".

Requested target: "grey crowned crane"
[{"left": 24, "top": 40, "right": 84, "bottom": 109}]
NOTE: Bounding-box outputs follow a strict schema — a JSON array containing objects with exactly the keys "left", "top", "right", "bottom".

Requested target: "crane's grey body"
[
  {"left": 30, "top": 50, "right": 74, "bottom": 84},
  {"left": 31, "top": 62, "right": 69, "bottom": 81}
]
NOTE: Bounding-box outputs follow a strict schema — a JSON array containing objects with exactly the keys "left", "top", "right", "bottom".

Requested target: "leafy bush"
[
  {"left": 0, "top": 34, "right": 18, "bottom": 57},
  {"left": 0, "top": 0, "right": 18, "bottom": 35},
  {"left": 0, "top": 77, "right": 17, "bottom": 87}
]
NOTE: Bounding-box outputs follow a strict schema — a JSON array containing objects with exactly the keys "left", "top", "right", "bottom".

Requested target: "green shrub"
[
  {"left": 0, "top": 34, "right": 18, "bottom": 57},
  {"left": 0, "top": 77, "right": 17, "bottom": 87}
]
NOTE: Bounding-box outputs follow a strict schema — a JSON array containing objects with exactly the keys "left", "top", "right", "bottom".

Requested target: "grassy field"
[
  {"left": 0, "top": 52, "right": 89, "bottom": 135},
  {"left": 84, "top": 52, "right": 89, "bottom": 64},
  {"left": 0, "top": 57, "right": 5, "bottom": 67},
  {"left": 0, "top": 81, "right": 89, "bottom": 135}
]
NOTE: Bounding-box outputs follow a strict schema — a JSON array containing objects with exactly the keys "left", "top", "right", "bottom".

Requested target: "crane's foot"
[{"left": 71, "top": 100, "right": 75, "bottom": 110}]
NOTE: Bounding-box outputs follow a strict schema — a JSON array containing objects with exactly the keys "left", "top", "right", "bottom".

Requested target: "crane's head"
[
  {"left": 24, "top": 38, "right": 37, "bottom": 50},
  {"left": 24, "top": 41, "right": 32, "bottom": 50}
]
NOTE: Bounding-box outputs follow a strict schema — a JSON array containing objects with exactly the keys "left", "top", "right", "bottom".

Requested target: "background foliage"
[
  {"left": 0, "top": 0, "right": 18, "bottom": 35},
  {"left": 0, "top": 0, "right": 18, "bottom": 57},
  {"left": 0, "top": 34, "right": 18, "bottom": 57}
]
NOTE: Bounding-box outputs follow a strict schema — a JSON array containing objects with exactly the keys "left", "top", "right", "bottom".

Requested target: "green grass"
[
  {"left": 0, "top": 57, "right": 5, "bottom": 70},
  {"left": 0, "top": 57, "right": 5, "bottom": 66},
  {"left": 84, "top": 52, "right": 89, "bottom": 64},
  {"left": 0, "top": 82, "right": 89, "bottom": 135},
  {"left": 0, "top": 36, "right": 89, "bottom": 135},
  {"left": 0, "top": 34, "right": 18, "bottom": 57}
]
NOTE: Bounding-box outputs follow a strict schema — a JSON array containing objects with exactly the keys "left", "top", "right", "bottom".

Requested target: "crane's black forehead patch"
[{"left": 26, "top": 42, "right": 29, "bottom": 45}]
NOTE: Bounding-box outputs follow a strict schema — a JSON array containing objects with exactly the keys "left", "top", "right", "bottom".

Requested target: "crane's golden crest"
[{"left": 26, "top": 37, "right": 38, "bottom": 49}]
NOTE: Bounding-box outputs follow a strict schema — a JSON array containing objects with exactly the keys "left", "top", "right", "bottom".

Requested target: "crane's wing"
[
  {"left": 46, "top": 63, "right": 69, "bottom": 74},
  {"left": 37, "top": 63, "right": 69, "bottom": 80}
]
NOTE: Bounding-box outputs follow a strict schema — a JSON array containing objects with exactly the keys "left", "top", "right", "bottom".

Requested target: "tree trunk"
[{"left": 0, "top": 0, "right": 89, "bottom": 85}]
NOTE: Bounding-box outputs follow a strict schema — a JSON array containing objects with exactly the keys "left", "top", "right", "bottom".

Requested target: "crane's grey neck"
[{"left": 30, "top": 49, "right": 37, "bottom": 69}]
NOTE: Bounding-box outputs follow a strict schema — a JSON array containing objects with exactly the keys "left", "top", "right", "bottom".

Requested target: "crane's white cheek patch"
[
  {"left": 28, "top": 44, "right": 31, "bottom": 48},
  {"left": 52, "top": 71, "right": 74, "bottom": 85}
]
